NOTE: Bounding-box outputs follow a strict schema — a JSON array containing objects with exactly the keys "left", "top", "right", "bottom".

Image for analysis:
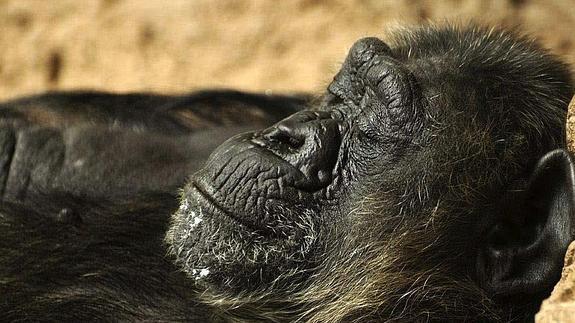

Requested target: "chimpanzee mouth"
[{"left": 188, "top": 181, "right": 278, "bottom": 237}]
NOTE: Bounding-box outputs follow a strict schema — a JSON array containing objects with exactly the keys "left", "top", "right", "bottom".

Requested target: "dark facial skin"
[{"left": 167, "top": 26, "right": 574, "bottom": 322}]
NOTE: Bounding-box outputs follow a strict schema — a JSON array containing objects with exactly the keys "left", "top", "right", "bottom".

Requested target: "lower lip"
[{"left": 188, "top": 182, "right": 272, "bottom": 236}]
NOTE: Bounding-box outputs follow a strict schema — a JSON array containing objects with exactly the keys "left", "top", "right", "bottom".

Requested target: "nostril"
[
  {"left": 262, "top": 126, "right": 304, "bottom": 149},
  {"left": 254, "top": 111, "right": 335, "bottom": 151}
]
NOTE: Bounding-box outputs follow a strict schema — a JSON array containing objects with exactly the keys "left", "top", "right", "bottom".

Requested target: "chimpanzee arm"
[
  {"left": 0, "top": 90, "right": 309, "bottom": 204},
  {"left": 0, "top": 89, "right": 309, "bottom": 133},
  {"left": 0, "top": 124, "right": 257, "bottom": 204}
]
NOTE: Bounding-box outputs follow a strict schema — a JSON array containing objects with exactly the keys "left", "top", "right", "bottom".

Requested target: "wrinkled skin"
[{"left": 1, "top": 25, "right": 574, "bottom": 322}]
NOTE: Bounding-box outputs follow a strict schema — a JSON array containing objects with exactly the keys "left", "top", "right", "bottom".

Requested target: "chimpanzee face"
[{"left": 166, "top": 26, "right": 573, "bottom": 321}]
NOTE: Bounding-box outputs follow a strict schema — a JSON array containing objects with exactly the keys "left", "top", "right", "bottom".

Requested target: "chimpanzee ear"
[{"left": 481, "top": 149, "right": 575, "bottom": 297}]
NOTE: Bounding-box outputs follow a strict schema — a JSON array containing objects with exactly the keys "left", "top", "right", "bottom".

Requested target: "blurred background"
[{"left": 0, "top": 0, "right": 573, "bottom": 100}]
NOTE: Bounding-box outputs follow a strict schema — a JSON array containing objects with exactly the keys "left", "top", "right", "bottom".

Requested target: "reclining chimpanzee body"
[{"left": 0, "top": 25, "right": 574, "bottom": 322}]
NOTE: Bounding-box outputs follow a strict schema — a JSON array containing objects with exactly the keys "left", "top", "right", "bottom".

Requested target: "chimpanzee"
[{"left": 0, "top": 24, "right": 573, "bottom": 322}]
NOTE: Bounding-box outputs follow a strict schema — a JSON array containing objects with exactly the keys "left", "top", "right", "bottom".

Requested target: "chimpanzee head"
[{"left": 166, "top": 25, "right": 574, "bottom": 322}]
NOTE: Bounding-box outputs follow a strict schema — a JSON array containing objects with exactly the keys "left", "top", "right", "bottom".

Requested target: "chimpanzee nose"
[
  {"left": 253, "top": 110, "right": 341, "bottom": 188},
  {"left": 261, "top": 122, "right": 305, "bottom": 150}
]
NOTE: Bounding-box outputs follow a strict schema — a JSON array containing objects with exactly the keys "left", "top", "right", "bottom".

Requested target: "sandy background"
[{"left": 0, "top": 0, "right": 573, "bottom": 100}]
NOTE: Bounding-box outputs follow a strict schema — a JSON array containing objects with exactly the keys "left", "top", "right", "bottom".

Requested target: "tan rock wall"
[
  {"left": 0, "top": 0, "right": 573, "bottom": 100},
  {"left": 537, "top": 240, "right": 575, "bottom": 322}
]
